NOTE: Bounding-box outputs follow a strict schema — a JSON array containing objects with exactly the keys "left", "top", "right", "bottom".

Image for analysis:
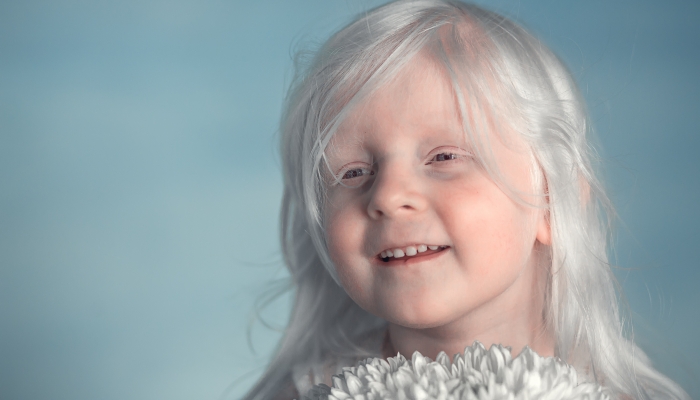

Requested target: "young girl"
[{"left": 244, "top": 1, "right": 689, "bottom": 399}]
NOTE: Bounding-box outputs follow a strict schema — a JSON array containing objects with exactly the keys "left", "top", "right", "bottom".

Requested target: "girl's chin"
[
  {"left": 378, "top": 304, "right": 456, "bottom": 330},
  {"left": 387, "top": 319, "right": 448, "bottom": 330}
]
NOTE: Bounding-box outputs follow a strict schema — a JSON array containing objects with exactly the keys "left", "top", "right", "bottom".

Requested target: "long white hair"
[{"left": 243, "top": 1, "right": 688, "bottom": 399}]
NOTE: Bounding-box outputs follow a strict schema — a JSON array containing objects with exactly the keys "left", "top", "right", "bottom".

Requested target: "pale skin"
[{"left": 323, "top": 54, "right": 555, "bottom": 361}]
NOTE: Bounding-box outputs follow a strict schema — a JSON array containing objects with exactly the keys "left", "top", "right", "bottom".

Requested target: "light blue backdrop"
[{"left": 1, "top": 1, "right": 698, "bottom": 399}]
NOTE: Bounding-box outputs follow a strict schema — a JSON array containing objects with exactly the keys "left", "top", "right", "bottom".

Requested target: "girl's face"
[{"left": 323, "top": 54, "right": 550, "bottom": 330}]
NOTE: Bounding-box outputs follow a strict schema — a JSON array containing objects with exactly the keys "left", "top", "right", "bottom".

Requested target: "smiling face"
[{"left": 322, "top": 54, "right": 551, "bottom": 331}]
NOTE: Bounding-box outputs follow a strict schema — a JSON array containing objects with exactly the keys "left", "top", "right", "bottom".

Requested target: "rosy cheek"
[
  {"left": 325, "top": 211, "right": 357, "bottom": 271},
  {"left": 325, "top": 225, "right": 347, "bottom": 266}
]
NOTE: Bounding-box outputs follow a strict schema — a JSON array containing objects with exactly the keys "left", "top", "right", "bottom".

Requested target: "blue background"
[{"left": 1, "top": 1, "right": 698, "bottom": 399}]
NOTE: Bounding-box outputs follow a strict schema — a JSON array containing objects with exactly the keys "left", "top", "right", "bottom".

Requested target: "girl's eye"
[
  {"left": 342, "top": 168, "right": 374, "bottom": 180},
  {"left": 432, "top": 153, "right": 459, "bottom": 162},
  {"left": 427, "top": 152, "right": 464, "bottom": 164},
  {"left": 334, "top": 166, "right": 375, "bottom": 188}
]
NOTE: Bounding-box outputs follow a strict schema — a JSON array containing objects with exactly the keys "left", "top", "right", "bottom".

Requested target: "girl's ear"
[
  {"left": 536, "top": 176, "right": 551, "bottom": 246},
  {"left": 536, "top": 210, "right": 551, "bottom": 246}
]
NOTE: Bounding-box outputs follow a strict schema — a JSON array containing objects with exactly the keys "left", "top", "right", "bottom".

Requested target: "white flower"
[{"left": 301, "top": 342, "right": 610, "bottom": 400}]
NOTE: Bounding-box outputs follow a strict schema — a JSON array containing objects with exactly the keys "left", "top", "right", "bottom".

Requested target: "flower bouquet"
[{"left": 301, "top": 342, "right": 609, "bottom": 400}]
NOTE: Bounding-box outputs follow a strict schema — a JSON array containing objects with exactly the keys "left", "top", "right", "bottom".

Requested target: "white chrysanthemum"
[{"left": 301, "top": 342, "right": 610, "bottom": 400}]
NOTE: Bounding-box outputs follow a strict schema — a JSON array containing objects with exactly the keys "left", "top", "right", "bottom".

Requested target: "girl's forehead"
[
  {"left": 330, "top": 55, "right": 463, "bottom": 147},
  {"left": 324, "top": 53, "right": 534, "bottom": 187}
]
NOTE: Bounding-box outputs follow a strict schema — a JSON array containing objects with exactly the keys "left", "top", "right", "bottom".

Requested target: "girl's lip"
[{"left": 375, "top": 246, "right": 449, "bottom": 266}]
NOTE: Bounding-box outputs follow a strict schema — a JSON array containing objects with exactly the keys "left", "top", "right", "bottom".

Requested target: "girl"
[{"left": 244, "top": 1, "right": 689, "bottom": 399}]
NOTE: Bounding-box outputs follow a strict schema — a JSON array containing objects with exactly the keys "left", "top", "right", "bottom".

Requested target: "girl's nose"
[{"left": 366, "top": 166, "right": 427, "bottom": 219}]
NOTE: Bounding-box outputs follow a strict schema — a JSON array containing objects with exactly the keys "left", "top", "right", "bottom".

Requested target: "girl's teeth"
[{"left": 380, "top": 245, "right": 446, "bottom": 259}]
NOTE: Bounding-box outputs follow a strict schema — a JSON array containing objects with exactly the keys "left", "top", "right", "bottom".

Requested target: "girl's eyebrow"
[{"left": 324, "top": 138, "right": 368, "bottom": 169}]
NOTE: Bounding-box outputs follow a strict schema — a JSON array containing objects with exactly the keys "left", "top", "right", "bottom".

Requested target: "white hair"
[{"left": 243, "top": 1, "right": 689, "bottom": 399}]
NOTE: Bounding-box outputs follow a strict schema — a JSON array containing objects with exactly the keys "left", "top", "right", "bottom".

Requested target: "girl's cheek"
[{"left": 324, "top": 203, "right": 357, "bottom": 259}]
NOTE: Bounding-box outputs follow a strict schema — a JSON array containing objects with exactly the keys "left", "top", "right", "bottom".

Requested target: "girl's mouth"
[{"left": 377, "top": 245, "right": 449, "bottom": 264}]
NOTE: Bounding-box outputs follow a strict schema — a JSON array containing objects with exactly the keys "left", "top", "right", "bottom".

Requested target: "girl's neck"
[
  {"left": 385, "top": 257, "right": 555, "bottom": 360},
  {"left": 386, "top": 316, "right": 555, "bottom": 361}
]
